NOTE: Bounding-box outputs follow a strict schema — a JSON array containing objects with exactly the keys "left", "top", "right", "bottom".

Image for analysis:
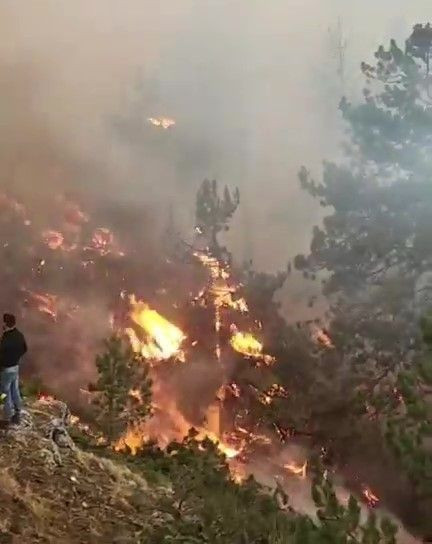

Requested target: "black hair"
[{"left": 3, "top": 313, "right": 16, "bottom": 328}]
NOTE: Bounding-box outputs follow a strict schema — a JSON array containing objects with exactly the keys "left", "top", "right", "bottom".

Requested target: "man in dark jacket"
[{"left": 0, "top": 314, "right": 27, "bottom": 424}]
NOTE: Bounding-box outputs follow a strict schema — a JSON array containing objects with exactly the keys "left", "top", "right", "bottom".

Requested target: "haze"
[{"left": 0, "top": 0, "right": 430, "bottom": 271}]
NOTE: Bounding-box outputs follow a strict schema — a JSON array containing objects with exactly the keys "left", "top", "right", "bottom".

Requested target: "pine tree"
[
  {"left": 91, "top": 334, "right": 152, "bottom": 442},
  {"left": 195, "top": 179, "right": 240, "bottom": 257},
  {"left": 292, "top": 25, "right": 432, "bottom": 535},
  {"left": 295, "top": 27, "right": 432, "bottom": 369}
]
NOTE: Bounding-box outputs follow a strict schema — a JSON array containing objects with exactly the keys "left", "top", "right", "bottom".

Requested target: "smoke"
[
  {"left": 1, "top": 1, "right": 430, "bottom": 259},
  {"left": 1, "top": 7, "right": 431, "bottom": 539}
]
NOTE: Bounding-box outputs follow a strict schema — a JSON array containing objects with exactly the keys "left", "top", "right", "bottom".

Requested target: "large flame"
[
  {"left": 127, "top": 295, "right": 186, "bottom": 361},
  {"left": 115, "top": 390, "right": 240, "bottom": 460},
  {"left": 230, "top": 325, "right": 275, "bottom": 365}
]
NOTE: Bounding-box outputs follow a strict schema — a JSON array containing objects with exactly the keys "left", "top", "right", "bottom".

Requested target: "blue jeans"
[{"left": 0, "top": 366, "right": 22, "bottom": 419}]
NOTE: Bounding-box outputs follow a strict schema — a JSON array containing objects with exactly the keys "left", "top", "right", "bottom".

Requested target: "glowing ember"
[
  {"left": 254, "top": 383, "right": 290, "bottom": 405},
  {"left": 393, "top": 387, "right": 404, "bottom": 404},
  {"left": 148, "top": 117, "right": 176, "bottom": 129},
  {"left": 24, "top": 290, "right": 58, "bottom": 320},
  {"left": 38, "top": 393, "right": 56, "bottom": 402},
  {"left": 362, "top": 486, "right": 379, "bottom": 508},
  {"left": 313, "top": 327, "right": 334, "bottom": 349},
  {"left": 227, "top": 382, "right": 241, "bottom": 398},
  {"left": 128, "top": 295, "right": 186, "bottom": 361},
  {"left": 92, "top": 228, "right": 113, "bottom": 251},
  {"left": 129, "top": 388, "right": 144, "bottom": 403},
  {"left": 284, "top": 460, "right": 307, "bottom": 479},
  {"left": 259, "top": 393, "right": 272, "bottom": 405},
  {"left": 232, "top": 471, "right": 246, "bottom": 484},
  {"left": 42, "top": 230, "right": 65, "bottom": 250},
  {"left": 194, "top": 251, "right": 248, "bottom": 313},
  {"left": 266, "top": 384, "right": 289, "bottom": 399}
]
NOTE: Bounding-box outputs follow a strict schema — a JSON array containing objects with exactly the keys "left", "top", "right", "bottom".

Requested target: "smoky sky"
[{"left": 0, "top": 0, "right": 430, "bottom": 273}]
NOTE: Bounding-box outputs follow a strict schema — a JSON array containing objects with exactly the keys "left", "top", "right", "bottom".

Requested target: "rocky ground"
[{"left": 0, "top": 399, "right": 166, "bottom": 543}]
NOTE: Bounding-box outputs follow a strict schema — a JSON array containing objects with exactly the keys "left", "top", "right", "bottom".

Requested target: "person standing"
[{"left": 0, "top": 313, "right": 27, "bottom": 425}]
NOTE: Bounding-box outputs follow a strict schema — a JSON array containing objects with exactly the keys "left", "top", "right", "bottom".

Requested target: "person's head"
[{"left": 3, "top": 313, "right": 16, "bottom": 331}]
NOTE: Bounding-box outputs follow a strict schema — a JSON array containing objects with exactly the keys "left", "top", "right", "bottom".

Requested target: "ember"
[
  {"left": 24, "top": 290, "right": 58, "bottom": 320},
  {"left": 148, "top": 117, "right": 176, "bottom": 129},
  {"left": 38, "top": 393, "right": 56, "bottom": 402},
  {"left": 284, "top": 460, "right": 308, "bottom": 479},
  {"left": 313, "top": 327, "right": 334, "bottom": 349},
  {"left": 42, "top": 230, "right": 65, "bottom": 250},
  {"left": 362, "top": 486, "right": 380, "bottom": 508}
]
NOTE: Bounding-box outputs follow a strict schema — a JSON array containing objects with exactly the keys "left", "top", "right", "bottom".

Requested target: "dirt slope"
[{"left": 0, "top": 399, "right": 163, "bottom": 543}]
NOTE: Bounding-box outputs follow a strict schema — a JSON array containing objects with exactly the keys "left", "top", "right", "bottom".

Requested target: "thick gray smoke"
[
  {"left": 0, "top": 1, "right": 430, "bottom": 390},
  {"left": 1, "top": 0, "right": 429, "bottom": 271},
  {"left": 0, "top": 5, "right": 431, "bottom": 540}
]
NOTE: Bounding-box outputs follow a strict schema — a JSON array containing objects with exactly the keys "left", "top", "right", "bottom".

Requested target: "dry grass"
[{"left": 0, "top": 401, "right": 161, "bottom": 544}]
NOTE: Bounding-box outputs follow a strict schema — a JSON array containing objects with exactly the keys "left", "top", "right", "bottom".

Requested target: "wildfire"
[
  {"left": 127, "top": 295, "right": 186, "bottom": 361},
  {"left": 284, "top": 460, "right": 308, "bottom": 479},
  {"left": 115, "top": 424, "right": 150, "bottom": 455},
  {"left": 148, "top": 117, "right": 176, "bottom": 129},
  {"left": 114, "top": 380, "right": 243, "bottom": 460}
]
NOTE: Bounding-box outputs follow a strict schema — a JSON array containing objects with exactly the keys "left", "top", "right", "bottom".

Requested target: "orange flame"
[
  {"left": 229, "top": 325, "right": 275, "bottom": 365},
  {"left": 127, "top": 295, "right": 186, "bottom": 361},
  {"left": 362, "top": 486, "right": 379, "bottom": 508},
  {"left": 196, "top": 430, "right": 240, "bottom": 459},
  {"left": 284, "top": 460, "right": 307, "bottom": 479}
]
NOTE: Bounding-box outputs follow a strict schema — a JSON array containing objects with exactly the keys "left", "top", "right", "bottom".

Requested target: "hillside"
[
  {"left": 0, "top": 398, "right": 167, "bottom": 543},
  {"left": 0, "top": 396, "right": 422, "bottom": 544}
]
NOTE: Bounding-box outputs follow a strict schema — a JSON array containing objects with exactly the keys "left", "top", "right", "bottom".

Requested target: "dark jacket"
[{"left": 0, "top": 328, "right": 27, "bottom": 369}]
